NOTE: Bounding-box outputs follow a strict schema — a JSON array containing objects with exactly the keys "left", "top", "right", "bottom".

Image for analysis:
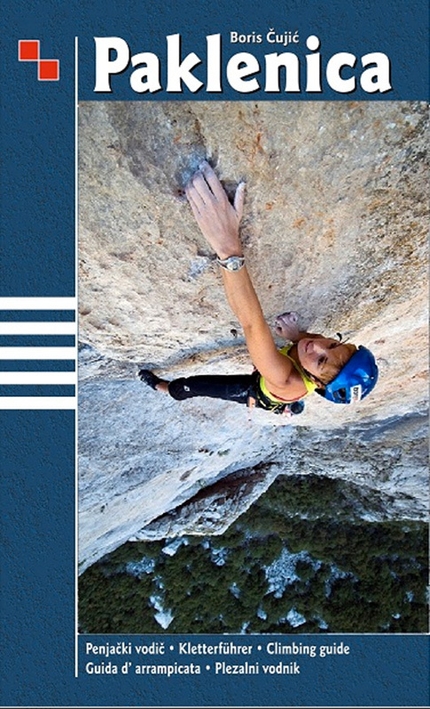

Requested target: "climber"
[{"left": 138, "top": 161, "right": 378, "bottom": 415}]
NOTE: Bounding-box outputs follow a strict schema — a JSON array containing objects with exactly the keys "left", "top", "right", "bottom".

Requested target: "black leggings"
[
  {"left": 167, "top": 373, "right": 306, "bottom": 415},
  {"left": 168, "top": 374, "right": 255, "bottom": 405}
]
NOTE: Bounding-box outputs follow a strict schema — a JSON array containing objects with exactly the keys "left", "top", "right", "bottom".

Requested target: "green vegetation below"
[{"left": 79, "top": 474, "right": 428, "bottom": 634}]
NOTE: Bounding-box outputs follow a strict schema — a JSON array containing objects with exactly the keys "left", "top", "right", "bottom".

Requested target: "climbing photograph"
[{"left": 77, "top": 101, "right": 428, "bottom": 634}]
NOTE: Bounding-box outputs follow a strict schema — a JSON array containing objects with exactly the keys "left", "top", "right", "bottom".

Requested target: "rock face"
[{"left": 78, "top": 101, "right": 428, "bottom": 573}]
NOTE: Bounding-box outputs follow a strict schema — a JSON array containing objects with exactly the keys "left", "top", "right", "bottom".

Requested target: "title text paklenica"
[{"left": 93, "top": 34, "right": 392, "bottom": 95}]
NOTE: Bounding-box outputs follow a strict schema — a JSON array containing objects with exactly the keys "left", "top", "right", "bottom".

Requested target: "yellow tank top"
[{"left": 259, "top": 344, "right": 317, "bottom": 404}]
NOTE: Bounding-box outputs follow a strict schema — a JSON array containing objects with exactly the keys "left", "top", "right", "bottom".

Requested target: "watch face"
[
  {"left": 227, "top": 259, "right": 240, "bottom": 271},
  {"left": 226, "top": 257, "right": 243, "bottom": 271},
  {"left": 218, "top": 255, "right": 245, "bottom": 271}
]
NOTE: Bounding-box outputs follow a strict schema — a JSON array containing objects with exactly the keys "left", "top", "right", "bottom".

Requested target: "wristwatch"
[{"left": 216, "top": 255, "right": 245, "bottom": 272}]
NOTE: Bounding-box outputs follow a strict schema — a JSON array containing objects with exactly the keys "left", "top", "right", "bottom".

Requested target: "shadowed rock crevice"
[{"left": 105, "top": 102, "right": 209, "bottom": 195}]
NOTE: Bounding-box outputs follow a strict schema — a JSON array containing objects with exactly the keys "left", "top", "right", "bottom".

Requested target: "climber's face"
[{"left": 297, "top": 336, "right": 355, "bottom": 384}]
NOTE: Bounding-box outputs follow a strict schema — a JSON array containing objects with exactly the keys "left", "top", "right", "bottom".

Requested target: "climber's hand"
[
  {"left": 185, "top": 161, "right": 246, "bottom": 260},
  {"left": 275, "top": 311, "right": 301, "bottom": 341}
]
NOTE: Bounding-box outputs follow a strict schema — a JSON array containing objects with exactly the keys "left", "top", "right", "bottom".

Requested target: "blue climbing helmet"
[{"left": 324, "top": 346, "right": 379, "bottom": 404}]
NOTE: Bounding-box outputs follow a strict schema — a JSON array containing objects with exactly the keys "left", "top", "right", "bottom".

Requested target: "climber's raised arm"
[{"left": 185, "top": 162, "right": 297, "bottom": 394}]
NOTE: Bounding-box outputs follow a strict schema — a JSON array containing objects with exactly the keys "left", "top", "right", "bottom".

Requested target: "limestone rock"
[{"left": 78, "top": 101, "right": 429, "bottom": 572}]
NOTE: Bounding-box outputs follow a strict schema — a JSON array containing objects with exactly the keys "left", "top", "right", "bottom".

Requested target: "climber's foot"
[
  {"left": 284, "top": 400, "right": 305, "bottom": 416},
  {"left": 138, "top": 369, "right": 164, "bottom": 391},
  {"left": 290, "top": 400, "right": 305, "bottom": 415}
]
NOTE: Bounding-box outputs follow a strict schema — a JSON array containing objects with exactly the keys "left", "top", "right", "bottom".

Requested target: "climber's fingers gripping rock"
[
  {"left": 185, "top": 161, "right": 246, "bottom": 261},
  {"left": 275, "top": 311, "right": 301, "bottom": 341}
]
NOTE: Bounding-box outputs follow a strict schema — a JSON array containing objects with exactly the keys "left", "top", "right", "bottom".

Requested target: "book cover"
[{"left": 1, "top": 1, "right": 428, "bottom": 707}]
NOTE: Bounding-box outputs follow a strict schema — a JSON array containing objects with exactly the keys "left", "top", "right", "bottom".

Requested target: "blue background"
[{"left": 1, "top": 1, "right": 429, "bottom": 706}]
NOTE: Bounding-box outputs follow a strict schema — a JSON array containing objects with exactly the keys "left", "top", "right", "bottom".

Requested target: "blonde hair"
[{"left": 318, "top": 342, "right": 357, "bottom": 386}]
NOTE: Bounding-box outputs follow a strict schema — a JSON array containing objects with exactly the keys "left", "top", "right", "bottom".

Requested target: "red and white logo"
[{"left": 18, "top": 40, "right": 60, "bottom": 81}]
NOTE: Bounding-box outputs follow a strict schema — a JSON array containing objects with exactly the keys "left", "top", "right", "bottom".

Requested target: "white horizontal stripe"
[
  {"left": 0, "top": 297, "right": 76, "bottom": 310},
  {"left": 0, "top": 397, "right": 76, "bottom": 410},
  {"left": 0, "top": 322, "right": 76, "bottom": 335},
  {"left": 0, "top": 372, "right": 76, "bottom": 385},
  {"left": 0, "top": 347, "right": 76, "bottom": 360}
]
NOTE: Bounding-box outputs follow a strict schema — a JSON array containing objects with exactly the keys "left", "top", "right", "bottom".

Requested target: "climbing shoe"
[
  {"left": 138, "top": 369, "right": 163, "bottom": 390},
  {"left": 277, "top": 400, "right": 305, "bottom": 416},
  {"left": 288, "top": 400, "right": 305, "bottom": 415}
]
